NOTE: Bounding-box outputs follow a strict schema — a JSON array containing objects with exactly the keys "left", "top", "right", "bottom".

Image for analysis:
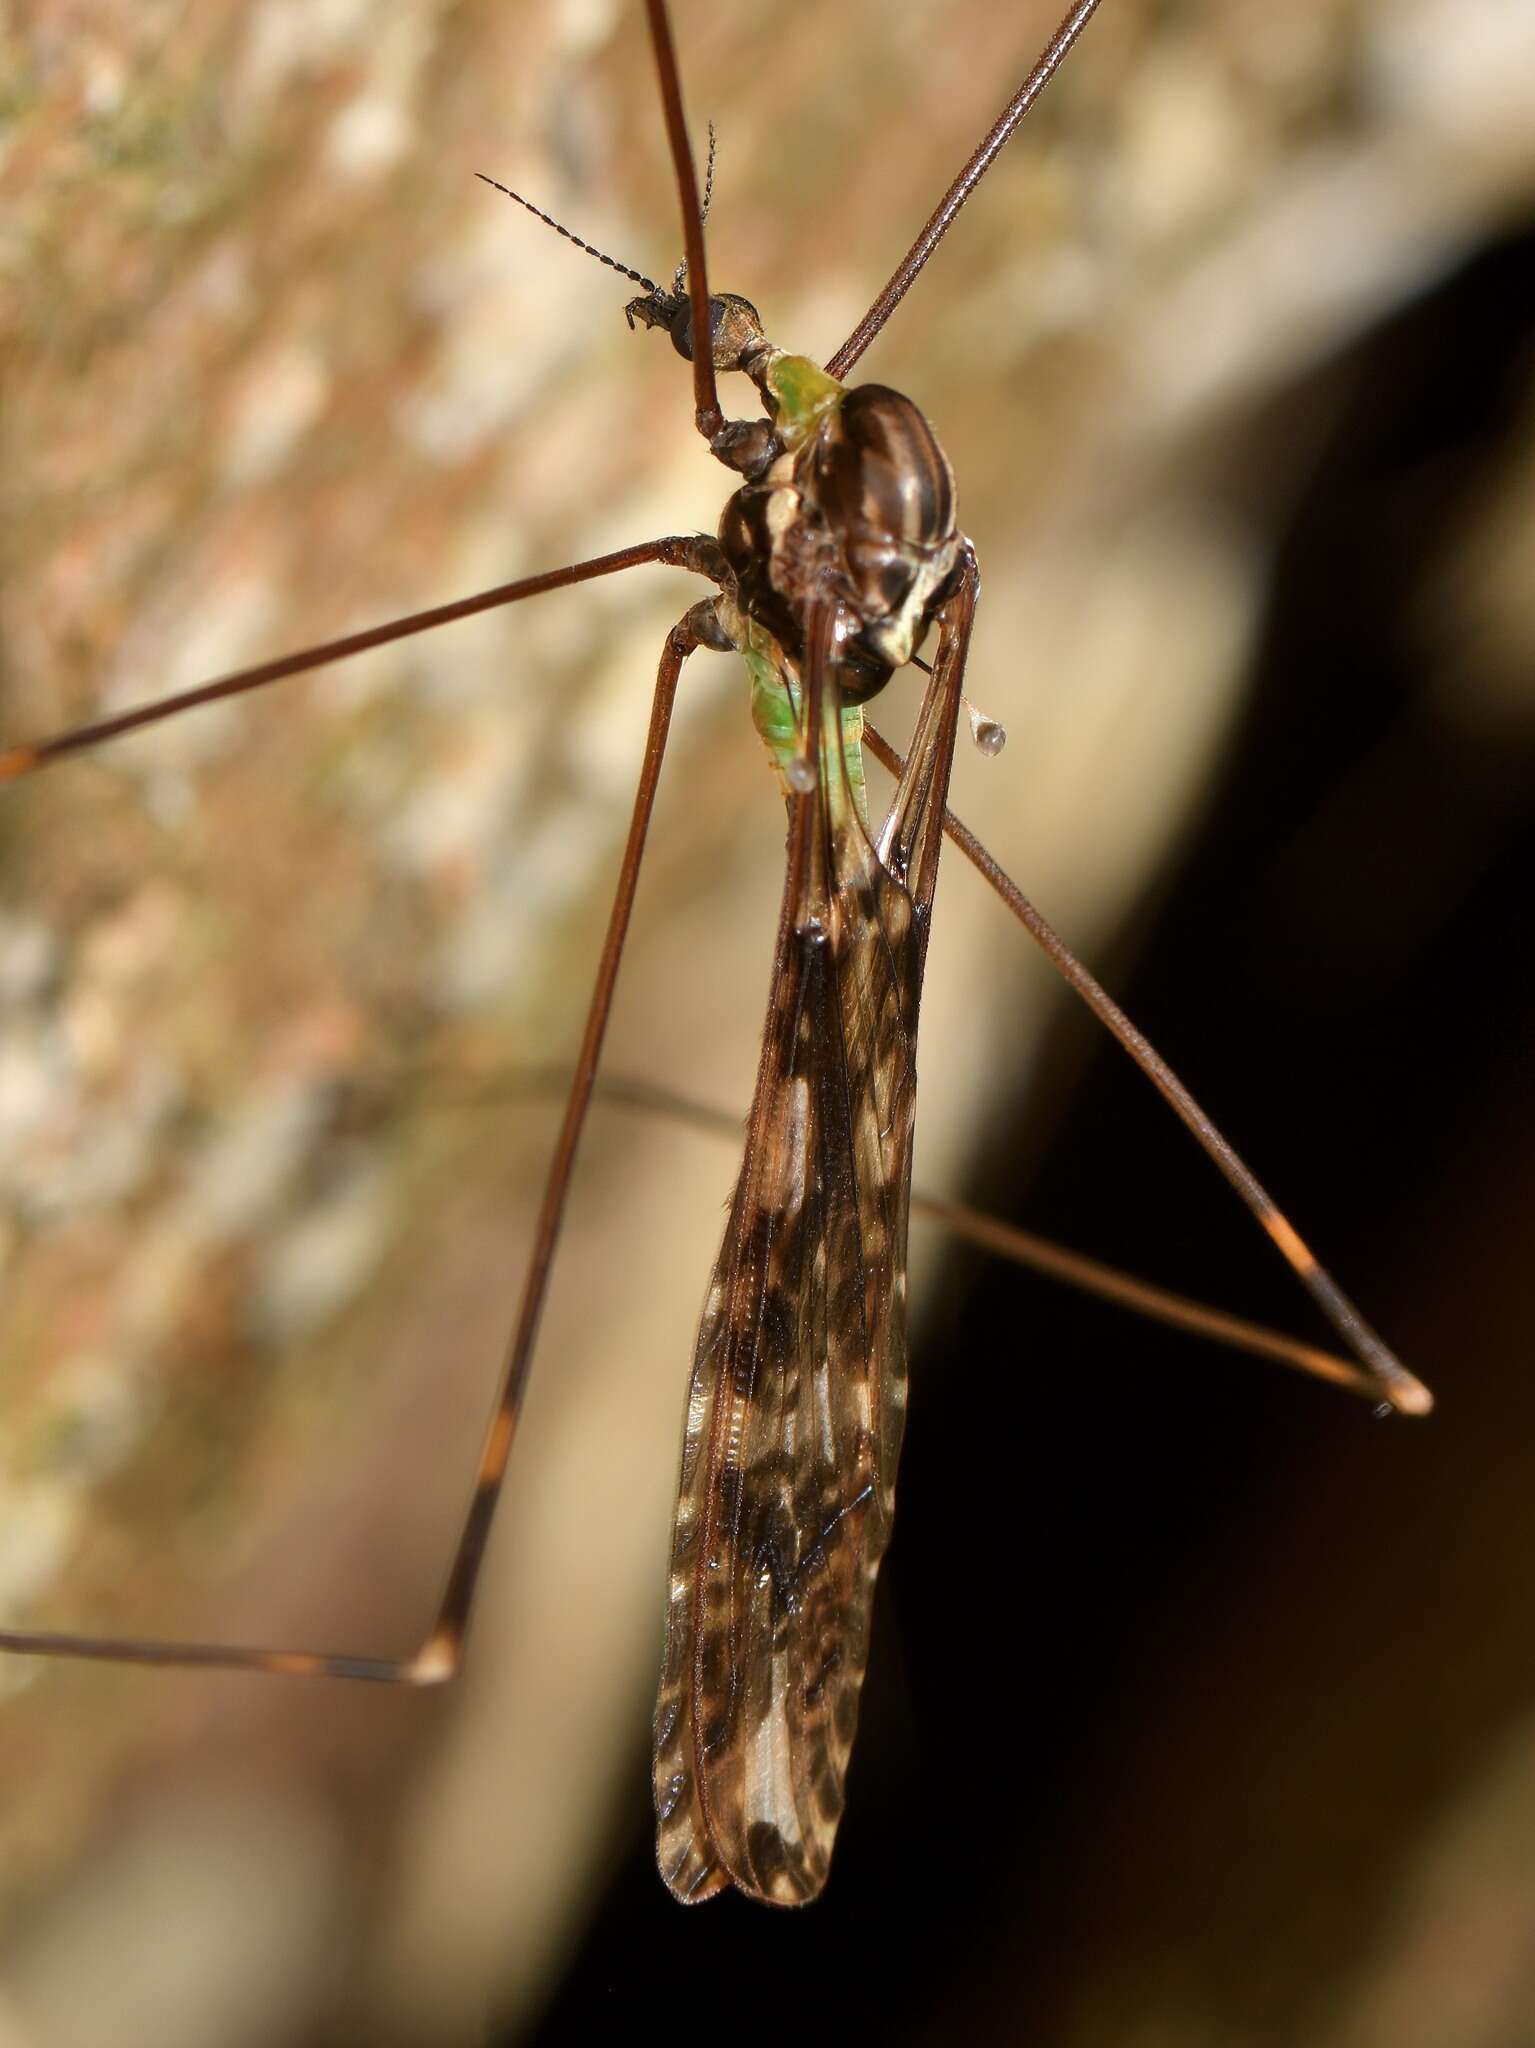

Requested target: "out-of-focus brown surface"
[{"left": 1, "top": 2, "right": 1533, "bottom": 2043}]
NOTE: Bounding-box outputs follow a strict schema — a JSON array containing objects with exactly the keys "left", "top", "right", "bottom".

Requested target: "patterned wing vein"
[{"left": 653, "top": 621, "right": 964, "bottom": 1905}]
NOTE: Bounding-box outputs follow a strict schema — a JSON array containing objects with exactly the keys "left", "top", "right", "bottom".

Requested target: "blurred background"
[{"left": 1, "top": 0, "right": 1533, "bottom": 2042}]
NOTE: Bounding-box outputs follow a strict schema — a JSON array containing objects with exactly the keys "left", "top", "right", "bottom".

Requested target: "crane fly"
[{"left": 0, "top": 0, "right": 1432, "bottom": 1917}]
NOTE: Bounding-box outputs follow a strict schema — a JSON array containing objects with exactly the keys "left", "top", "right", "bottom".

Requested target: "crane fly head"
[{"left": 625, "top": 287, "right": 769, "bottom": 377}]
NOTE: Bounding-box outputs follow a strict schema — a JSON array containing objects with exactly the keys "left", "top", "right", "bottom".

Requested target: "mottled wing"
[{"left": 653, "top": 601, "right": 966, "bottom": 1905}]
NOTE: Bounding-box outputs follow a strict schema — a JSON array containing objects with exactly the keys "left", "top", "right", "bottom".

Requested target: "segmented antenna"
[
  {"left": 670, "top": 120, "right": 718, "bottom": 296},
  {"left": 474, "top": 173, "right": 663, "bottom": 296},
  {"left": 701, "top": 121, "right": 717, "bottom": 228},
  {"left": 477, "top": 122, "right": 718, "bottom": 309}
]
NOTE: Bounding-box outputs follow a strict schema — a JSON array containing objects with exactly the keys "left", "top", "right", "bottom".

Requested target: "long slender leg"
[
  {"left": 395, "top": 1067, "right": 1409, "bottom": 1404},
  {"left": 827, "top": 0, "right": 1106, "bottom": 378},
  {"left": 642, "top": 0, "right": 722, "bottom": 446},
  {"left": 862, "top": 723, "right": 1433, "bottom": 1419},
  {"left": 0, "top": 613, "right": 704, "bottom": 1680},
  {"left": 0, "top": 536, "right": 720, "bottom": 779},
  {"left": 416, "top": 610, "right": 701, "bottom": 1674}
]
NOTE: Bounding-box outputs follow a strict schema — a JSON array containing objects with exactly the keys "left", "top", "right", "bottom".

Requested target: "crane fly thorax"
[
  {"left": 718, "top": 379, "right": 963, "bottom": 702},
  {"left": 626, "top": 287, "right": 962, "bottom": 694},
  {"left": 629, "top": 293, "right": 963, "bottom": 804}
]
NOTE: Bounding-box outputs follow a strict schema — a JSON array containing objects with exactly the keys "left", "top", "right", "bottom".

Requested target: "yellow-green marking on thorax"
[
  {"left": 733, "top": 352, "right": 868, "bottom": 824},
  {"left": 764, "top": 352, "right": 843, "bottom": 451},
  {"left": 741, "top": 629, "right": 869, "bottom": 827}
]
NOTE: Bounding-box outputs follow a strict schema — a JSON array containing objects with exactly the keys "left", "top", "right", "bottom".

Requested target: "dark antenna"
[
  {"left": 474, "top": 172, "right": 664, "bottom": 296},
  {"left": 670, "top": 119, "right": 717, "bottom": 296},
  {"left": 477, "top": 123, "right": 717, "bottom": 309}
]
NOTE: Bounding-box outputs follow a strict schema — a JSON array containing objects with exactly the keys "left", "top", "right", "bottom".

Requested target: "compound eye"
[{"left": 669, "top": 292, "right": 765, "bottom": 370}]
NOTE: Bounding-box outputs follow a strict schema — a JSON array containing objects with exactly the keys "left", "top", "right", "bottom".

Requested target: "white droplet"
[{"left": 967, "top": 703, "right": 1007, "bottom": 756}]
